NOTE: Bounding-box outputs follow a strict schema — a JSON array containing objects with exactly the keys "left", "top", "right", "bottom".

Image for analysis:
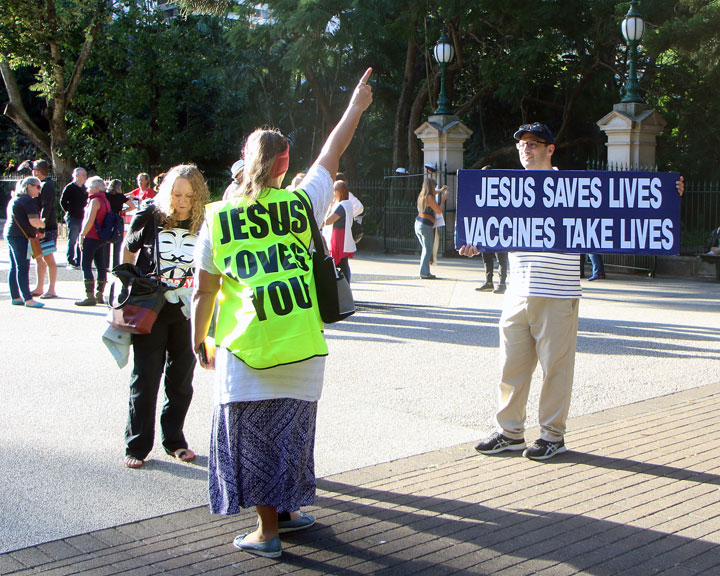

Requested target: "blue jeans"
[
  {"left": 66, "top": 215, "right": 83, "bottom": 266},
  {"left": 414, "top": 220, "right": 434, "bottom": 277},
  {"left": 81, "top": 237, "right": 108, "bottom": 282},
  {"left": 5, "top": 235, "right": 32, "bottom": 301},
  {"left": 589, "top": 254, "right": 605, "bottom": 276}
]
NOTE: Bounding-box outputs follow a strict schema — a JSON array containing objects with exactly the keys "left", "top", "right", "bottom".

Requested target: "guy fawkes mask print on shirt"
[{"left": 158, "top": 228, "right": 196, "bottom": 288}]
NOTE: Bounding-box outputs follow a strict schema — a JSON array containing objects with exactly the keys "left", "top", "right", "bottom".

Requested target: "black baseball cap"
[{"left": 513, "top": 123, "right": 555, "bottom": 145}]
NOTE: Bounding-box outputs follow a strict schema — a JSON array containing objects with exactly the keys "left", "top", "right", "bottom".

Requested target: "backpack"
[{"left": 95, "top": 197, "right": 124, "bottom": 242}]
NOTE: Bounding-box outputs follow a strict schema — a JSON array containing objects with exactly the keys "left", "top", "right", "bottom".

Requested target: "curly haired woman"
[{"left": 122, "top": 165, "right": 210, "bottom": 469}]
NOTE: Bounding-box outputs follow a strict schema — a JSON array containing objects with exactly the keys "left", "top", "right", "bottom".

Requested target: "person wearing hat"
[
  {"left": 460, "top": 123, "right": 579, "bottom": 461},
  {"left": 223, "top": 159, "right": 244, "bottom": 200},
  {"left": 461, "top": 123, "right": 684, "bottom": 461}
]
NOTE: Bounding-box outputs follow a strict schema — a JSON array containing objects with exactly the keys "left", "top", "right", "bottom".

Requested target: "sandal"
[
  {"left": 165, "top": 448, "right": 196, "bottom": 462},
  {"left": 125, "top": 456, "right": 144, "bottom": 469}
]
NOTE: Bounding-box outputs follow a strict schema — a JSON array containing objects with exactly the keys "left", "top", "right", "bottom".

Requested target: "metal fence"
[
  {"left": 4, "top": 168, "right": 718, "bottom": 260},
  {"left": 349, "top": 172, "right": 720, "bottom": 268}
]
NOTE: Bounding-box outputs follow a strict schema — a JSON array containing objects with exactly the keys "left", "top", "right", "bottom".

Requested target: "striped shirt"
[{"left": 508, "top": 252, "right": 581, "bottom": 299}]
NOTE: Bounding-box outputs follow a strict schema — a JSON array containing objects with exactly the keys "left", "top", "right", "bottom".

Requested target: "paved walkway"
[{"left": 2, "top": 381, "right": 719, "bottom": 575}]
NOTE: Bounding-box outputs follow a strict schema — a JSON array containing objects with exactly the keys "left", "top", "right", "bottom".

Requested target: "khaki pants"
[{"left": 496, "top": 294, "right": 579, "bottom": 442}]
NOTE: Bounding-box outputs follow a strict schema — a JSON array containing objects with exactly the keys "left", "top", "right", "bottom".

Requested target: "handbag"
[
  {"left": 293, "top": 192, "right": 355, "bottom": 323},
  {"left": 351, "top": 219, "right": 364, "bottom": 243},
  {"left": 106, "top": 212, "right": 167, "bottom": 334},
  {"left": 13, "top": 215, "right": 42, "bottom": 259}
]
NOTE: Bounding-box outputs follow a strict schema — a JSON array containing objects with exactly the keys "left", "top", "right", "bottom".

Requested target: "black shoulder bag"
[
  {"left": 259, "top": 191, "right": 355, "bottom": 324},
  {"left": 106, "top": 210, "right": 168, "bottom": 334}
]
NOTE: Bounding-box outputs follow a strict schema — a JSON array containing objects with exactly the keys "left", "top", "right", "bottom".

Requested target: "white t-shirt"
[
  {"left": 508, "top": 252, "right": 582, "bottom": 299},
  {"left": 195, "top": 164, "right": 333, "bottom": 405}
]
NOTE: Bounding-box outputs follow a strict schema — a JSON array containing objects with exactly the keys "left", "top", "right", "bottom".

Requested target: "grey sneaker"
[
  {"left": 523, "top": 438, "right": 567, "bottom": 461},
  {"left": 493, "top": 283, "right": 507, "bottom": 294},
  {"left": 475, "top": 282, "right": 494, "bottom": 291},
  {"left": 474, "top": 432, "right": 526, "bottom": 454}
]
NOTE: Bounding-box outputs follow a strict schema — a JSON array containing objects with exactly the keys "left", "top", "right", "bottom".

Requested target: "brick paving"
[{"left": 2, "top": 382, "right": 720, "bottom": 576}]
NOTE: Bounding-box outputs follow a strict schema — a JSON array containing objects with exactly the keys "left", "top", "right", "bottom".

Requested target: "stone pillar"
[
  {"left": 414, "top": 114, "right": 473, "bottom": 255},
  {"left": 596, "top": 102, "right": 666, "bottom": 169}
]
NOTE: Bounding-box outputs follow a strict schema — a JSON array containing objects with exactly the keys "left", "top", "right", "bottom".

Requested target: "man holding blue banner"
[
  {"left": 462, "top": 123, "right": 581, "bottom": 460},
  {"left": 459, "top": 122, "right": 683, "bottom": 461}
]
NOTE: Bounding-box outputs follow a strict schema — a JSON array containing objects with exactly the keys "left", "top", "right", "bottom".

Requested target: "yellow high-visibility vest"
[{"left": 204, "top": 188, "right": 327, "bottom": 369}]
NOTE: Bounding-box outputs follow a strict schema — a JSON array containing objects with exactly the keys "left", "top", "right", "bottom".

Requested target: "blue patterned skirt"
[{"left": 209, "top": 398, "right": 317, "bottom": 515}]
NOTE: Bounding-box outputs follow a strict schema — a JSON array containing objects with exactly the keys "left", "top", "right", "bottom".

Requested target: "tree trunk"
[
  {"left": 1, "top": 0, "right": 108, "bottom": 182},
  {"left": 304, "top": 64, "right": 357, "bottom": 179},
  {"left": 408, "top": 81, "right": 429, "bottom": 173},
  {"left": 0, "top": 61, "right": 51, "bottom": 156},
  {"left": 392, "top": 25, "right": 419, "bottom": 172}
]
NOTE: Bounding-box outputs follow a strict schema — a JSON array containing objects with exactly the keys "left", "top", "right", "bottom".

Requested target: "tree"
[
  {"left": 0, "top": 0, "right": 111, "bottom": 182},
  {"left": 69, "top": 4, "right": 245, "bottom": 182}
]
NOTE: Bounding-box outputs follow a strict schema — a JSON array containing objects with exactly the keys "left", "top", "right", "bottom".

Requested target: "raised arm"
[{"left": 313, "top": 68, "right": 374, "bottom": 177}]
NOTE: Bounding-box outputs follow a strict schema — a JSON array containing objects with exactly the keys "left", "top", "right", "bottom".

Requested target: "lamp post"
[
  {"left": 620, "top": 0, "right": 645, "bottom": 103},
  {"left": 433, "top": 32, "right": 455, "bottom": 115}
]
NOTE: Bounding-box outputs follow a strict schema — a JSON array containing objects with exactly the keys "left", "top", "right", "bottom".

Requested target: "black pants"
[
  {"left": 338, "top": 256, "right": 351, "bottom": 283},
  {"left": 125, "top": 301, "right": 196, "bottom": 459},
  {"left": 482, "top": 252, "right": 508, "bottom": 284}
]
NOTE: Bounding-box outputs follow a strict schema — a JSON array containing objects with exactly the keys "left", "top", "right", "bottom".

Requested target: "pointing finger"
[{"left": 359, "top": 67, "right": 373, "bottom": 85}]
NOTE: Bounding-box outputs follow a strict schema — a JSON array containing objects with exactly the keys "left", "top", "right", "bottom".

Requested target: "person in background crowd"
[
  {"left": 60, "top": 167, "right": 88, "bottom": 270},
  {"left": 105, "top": 179, "right": 134, "bottom": 270},
  {"left": 122, "top": 164, "right": 209, "bottom": 469},
  {"left": 415, "top": 177, "right": 447, "bottom": 279},
  {"left": 476, "top": 252, "right": 509, "bottom": 294},
  {"left": 323, "top": 180, "right": 357, "bottom": 282},
  {"left": 75, "top": 176, "right": 112, "bottom": 306},
  {"left": 334, "top": 172, "right": 364, "bottom": 220},
  {"left": 153, "top": 173, "right": 166, "bottom": 191},
  {"left": 30, "top": 160, "right": 59, "bottom": 299},
  {"left": 588, "top": 254, "right": 606, "bottom": 281},
  {"left": 130, "top": 172, "right": 155, "bottom": 203},
  {"left": 3, "top": 177, "right": 46, "bottom": 308},
  {"left": 223, "top": 159, "right": 244, "bottom": 200},
  {"left": 191, "top": 68, "right": 373, "bottom": 559},
  {"left": 288, "top": 171, "right": 306, "bottom": 191}
]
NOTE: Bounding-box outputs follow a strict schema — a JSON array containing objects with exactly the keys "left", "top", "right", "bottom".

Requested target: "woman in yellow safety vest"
[{"left": 191, "top": 68, "right": 373, "bottom": 559}]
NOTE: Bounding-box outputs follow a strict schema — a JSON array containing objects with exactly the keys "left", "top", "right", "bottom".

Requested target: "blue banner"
[{"left": 455, "top": 169, "right": 681, "bottom": 254}]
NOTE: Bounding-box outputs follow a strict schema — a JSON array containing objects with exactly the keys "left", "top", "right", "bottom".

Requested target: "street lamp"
[
  {"left": 620, "top": 0, "right": 645, "bottom": 103},
  {"left": 433, "top": 32, "right": 455, "bottom": 115}
]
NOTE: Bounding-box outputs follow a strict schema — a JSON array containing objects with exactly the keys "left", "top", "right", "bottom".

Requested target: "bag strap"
[
  {"left": 12, "top": 215, "right": 34, "bottom": 240},
  {"left": 292, "top": 190, "right": 325, "bottom": 255},
  {"left": 254, "top": 190, "right": 323, "bottom": 257},
  {"left": 152, "top": 208, "right": 162, "bottom": 278}
]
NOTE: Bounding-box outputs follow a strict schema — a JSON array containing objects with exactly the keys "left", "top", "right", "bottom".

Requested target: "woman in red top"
[{"left": 76, "top": 176, "right": 111, "bottom": 306}]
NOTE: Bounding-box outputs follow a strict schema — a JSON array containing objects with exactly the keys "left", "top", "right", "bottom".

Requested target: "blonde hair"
[
  {"left": 238, "top": 128, "right": 288, "bottom": 203},
  {"left": 85, "top": 176, "right": 106, "bottom": 193},
  {"left": 15, "top": 176, "right": 42, "bottom": 197},
  {"left": 154, "top": 164, "right": 209, "bottom": 235},
  {"left": 417, "top": 178, "right": 436, "bottom": 212}
]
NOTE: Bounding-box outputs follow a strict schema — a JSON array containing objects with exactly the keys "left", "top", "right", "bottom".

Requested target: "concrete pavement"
[
  {"left": 1, "top": 240, "right": 719, "bottom": 572},
  {"left": 1, "top": 382, "right": 719, "bottom": 574}
]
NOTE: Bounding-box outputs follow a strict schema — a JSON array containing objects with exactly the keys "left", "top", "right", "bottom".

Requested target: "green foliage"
[
  {"left": 3, "top": 0, "right": 720, "bottom": 187},
  {"left": 68, "top": 3, "right": 244, "bottom": 183}
]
